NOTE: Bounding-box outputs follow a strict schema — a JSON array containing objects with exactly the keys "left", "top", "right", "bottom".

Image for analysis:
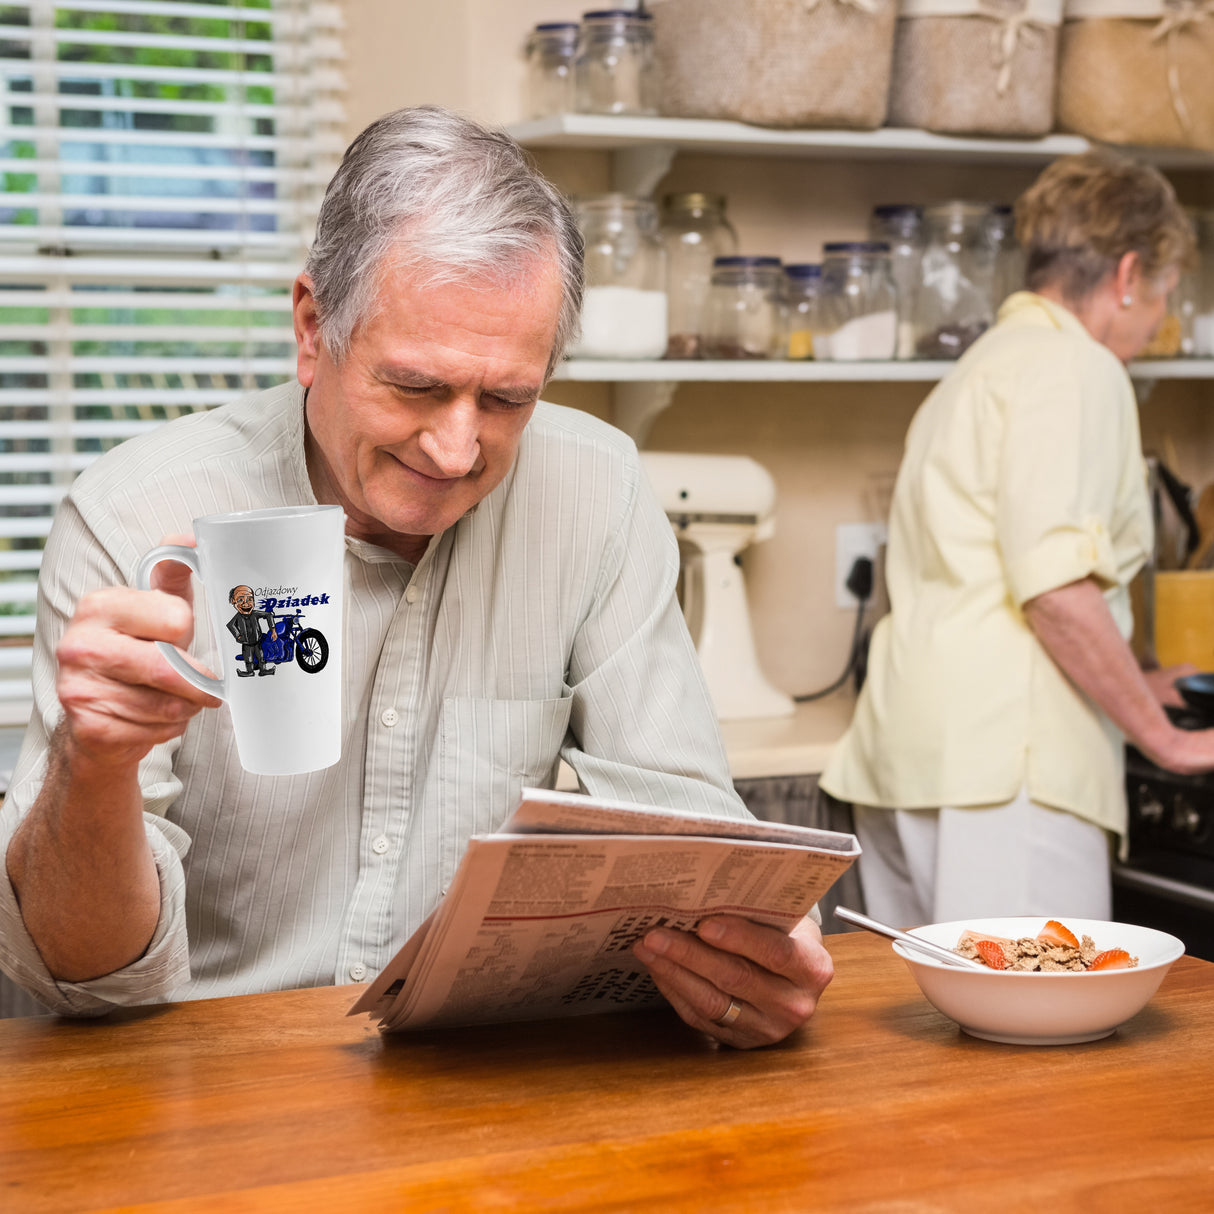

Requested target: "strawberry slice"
[
  {"left": 975, "top": 939, "right": 1008, "bottom": 970},
  {"left": 1037, "top": 919, "right": 1080, "bottom": 949},
  {"left": 1088, "top": 948, "right": 1134, "bottom": 971}
]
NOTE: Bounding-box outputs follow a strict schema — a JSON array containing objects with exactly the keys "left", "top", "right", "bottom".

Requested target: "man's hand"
[
  {"left": 632, "top": 914, "right": 834, "bottom": 1049},
  {"left": 56, "top": 534, "right": 221, "bottom": 768}
]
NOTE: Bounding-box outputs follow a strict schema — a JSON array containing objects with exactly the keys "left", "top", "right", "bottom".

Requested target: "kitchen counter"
[
  {"left": 719, "top": 693, "right": 854, "bottom": 779},
  {"left": 556, "top": 693, "right": 855, "bottom": 790}
]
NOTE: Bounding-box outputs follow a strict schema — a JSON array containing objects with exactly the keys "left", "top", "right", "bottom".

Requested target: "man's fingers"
[
  {"left": 633, "top": 923, "right": 788, "bottom": 1047},
  {"left": 632, "top": 915, "right": 834, "bottom": 1049},
  {"left": 635, "top": 940, "right": 776, "bottom": 1048},
  {"left": 60, "top": 605, "right": 218, "bottom": 703},
  {"left": 72, "top": 586, "right": 195, "bottom": 649},
  {"left": 56, "top": 584, "right": 221, "bottom": 765},
  {"left": 59, "top": 638, "right": 220, "bottom": 714}
]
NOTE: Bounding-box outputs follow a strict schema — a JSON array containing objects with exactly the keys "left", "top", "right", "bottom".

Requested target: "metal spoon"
[{"left": 833, "top": 906, "right": 988, "bottom": 971}]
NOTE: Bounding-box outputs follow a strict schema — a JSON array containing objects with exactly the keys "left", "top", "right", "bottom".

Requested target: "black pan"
[{"left": 1174, "top": 673, "right": 1214, "bottom": 718}]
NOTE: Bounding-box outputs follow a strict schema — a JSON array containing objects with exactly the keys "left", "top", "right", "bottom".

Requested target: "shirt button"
[
  {"left": 371, "top": 834, "right": 390, "bottom": 855},
  {"left": 381, "top": 707, "right": 399, "bottom": 727},
  {"left": 349, "top": 962, "right": 367, "bottom": 981},
  {"left": 405, "top": 585, "right": 420, "bottom": 604}
]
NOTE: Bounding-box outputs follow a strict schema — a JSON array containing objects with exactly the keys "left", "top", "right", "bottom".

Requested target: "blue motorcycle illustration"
[{"left": 238, "top": 610, "right": 329, "bottom": 674}]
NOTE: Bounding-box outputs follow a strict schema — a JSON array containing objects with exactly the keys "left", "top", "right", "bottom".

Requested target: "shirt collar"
[
  {"left": 997, "top": 290, "right": 1092, "bottom": 341},
  {"left": 286, "top": 381, "right": 318, "bottom": 506}
]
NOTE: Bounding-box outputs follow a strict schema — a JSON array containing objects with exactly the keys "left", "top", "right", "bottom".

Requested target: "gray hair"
[{"left": 304, "top": 105, "right": 583, "bottom": 376}]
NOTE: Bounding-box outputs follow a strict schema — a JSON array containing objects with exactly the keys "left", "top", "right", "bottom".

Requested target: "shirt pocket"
[{"left": 439, "top": 694, "right": 574, "bottom": 872}]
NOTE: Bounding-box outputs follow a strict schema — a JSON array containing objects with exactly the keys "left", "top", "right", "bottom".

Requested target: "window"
[{"left": 0, "top": 0, "right": 345, "bottom": 723}]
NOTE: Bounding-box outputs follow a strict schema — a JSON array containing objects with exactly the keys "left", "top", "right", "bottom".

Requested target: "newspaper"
[{"left": 349, "top": 787, "right": 861, "bottom": 1031}]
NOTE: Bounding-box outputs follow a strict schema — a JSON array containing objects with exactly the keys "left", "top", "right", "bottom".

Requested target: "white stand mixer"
[{"left": 640, "top": 451, "right": 795, "bottom": 721}]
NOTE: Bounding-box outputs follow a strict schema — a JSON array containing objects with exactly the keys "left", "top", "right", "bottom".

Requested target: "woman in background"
[{"left": 821, "top": 150, "right": 1214, "bottom": 925}]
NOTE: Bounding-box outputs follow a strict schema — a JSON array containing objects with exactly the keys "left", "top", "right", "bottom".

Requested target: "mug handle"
[{"left": 135, "top": 545, "right": 227, "bottom": 700}]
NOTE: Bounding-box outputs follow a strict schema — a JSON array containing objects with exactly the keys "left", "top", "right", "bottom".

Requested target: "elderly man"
[{"left": 0, "top": 106, "right": 832, "bottom": 1045}]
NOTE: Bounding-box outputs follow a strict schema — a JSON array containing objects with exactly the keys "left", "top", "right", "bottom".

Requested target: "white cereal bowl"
[{"left": 893, "top": 917, "right": 1185, "bottom": 1045}]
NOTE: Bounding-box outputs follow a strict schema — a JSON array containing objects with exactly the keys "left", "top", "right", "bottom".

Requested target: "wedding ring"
[{"left": 714, "top": 997, "right": 743, "bottom": 1028}]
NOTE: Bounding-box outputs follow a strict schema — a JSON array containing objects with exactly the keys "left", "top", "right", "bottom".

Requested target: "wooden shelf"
[
  {"left": 509, "top": 114, "right": 1214, "bottom": 170},
  {"left": 528, "top": 116, "right": 1214, "bottom": 437}
]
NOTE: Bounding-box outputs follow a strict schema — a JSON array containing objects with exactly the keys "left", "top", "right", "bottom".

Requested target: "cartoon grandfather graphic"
[{"left": 226, "top": 585, "right": 276, "bottom": 677}]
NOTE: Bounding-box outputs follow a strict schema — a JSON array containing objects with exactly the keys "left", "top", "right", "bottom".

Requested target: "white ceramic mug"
[{"left": 137, "top": 504, "right": 345, "bottom": 776}]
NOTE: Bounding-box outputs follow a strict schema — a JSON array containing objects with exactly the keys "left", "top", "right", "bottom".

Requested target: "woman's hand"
[
  {"left": 1023, "top": 578, "right": 1214, "bottom": 775},
  {"left": 1142, "top": 663, "right": 1198, "bottom": 709}
]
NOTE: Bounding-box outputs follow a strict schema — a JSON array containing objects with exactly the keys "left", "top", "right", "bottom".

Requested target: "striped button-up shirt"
[{"left": 0, "top": 382, "right": 746, "bottom": 1016}]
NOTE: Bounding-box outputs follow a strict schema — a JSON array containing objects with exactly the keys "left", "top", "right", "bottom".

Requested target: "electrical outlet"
[{"left": 835, "top": 522, "right": 887, "bottom": 608}]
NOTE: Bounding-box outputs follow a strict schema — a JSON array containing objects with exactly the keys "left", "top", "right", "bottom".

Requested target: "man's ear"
[{"left": 293, "top": 273, "right": 322, "bottom": 388}]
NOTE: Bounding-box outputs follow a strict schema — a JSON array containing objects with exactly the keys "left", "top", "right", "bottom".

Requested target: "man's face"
[
  {"left": 232, "top": 587, "right": 255, "bottom": 614},
  {"left": 293, "top": 253, "right": 562, "bottom": 556}
]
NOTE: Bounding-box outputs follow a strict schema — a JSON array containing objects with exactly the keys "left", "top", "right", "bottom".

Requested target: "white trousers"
[{"left": 852, "top": 788, "right": 1113, "bottom": 929}]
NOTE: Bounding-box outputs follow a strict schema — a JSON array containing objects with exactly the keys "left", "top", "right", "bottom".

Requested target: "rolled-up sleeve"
[
  {"left": 0, "top": 807, "right": 191, "bottom": 1016},
  {"left": 997, "top": 348, "right": 1132, "bottom": 606}
]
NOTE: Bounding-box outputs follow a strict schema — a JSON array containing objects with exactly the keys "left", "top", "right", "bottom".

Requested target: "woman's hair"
[
  {"left": 1014, "top": 150, "right": 1196, "bottom": 304},
  {"left": 304, "top": 105, "right": 583, "bottom": 375}
]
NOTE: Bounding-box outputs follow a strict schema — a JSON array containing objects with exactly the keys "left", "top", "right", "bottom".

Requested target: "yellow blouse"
[{"left": 821, "top": 292, "right": 1152, "bottom": 836}]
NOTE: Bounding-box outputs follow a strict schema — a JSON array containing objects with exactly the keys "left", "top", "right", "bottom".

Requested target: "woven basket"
[
  {"left": 1057, "top": 1, "right": 1214, "bottom": 151},
  {"left": 649, "top": 0, "right": 897, "bottom": 129},
  {"left": 887, "top": 1, "right": 1061, "bottom": 136}
]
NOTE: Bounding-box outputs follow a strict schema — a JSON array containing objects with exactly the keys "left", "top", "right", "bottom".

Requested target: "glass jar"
[
  {"left": 868, "top": 205, "right": 923, "bottom": 359},
  {"left": 984, "top": 203, "right": 1023, "bottom": 316},
  {"left": 816, "top": 242, "right": 897, "bottom": 361},
  {"left": 660, "top": 192, "right": 738, "bottom": 359},
  {"left": 913, "top": 201, "right": 996, "bottom": 359},
  {"left": 573, "top": 9, "right": 657, "bottom": 116},
  {"left": 704, "top": 257, "right": 785, "bottom": 360},
  {"left": 784, "top": 264, "right": 821, "bottom": 360},
  {"left": 524, "top": 22, "right": 579, "bottom": 120},
  {"left": 568, "top": 194, "right": 667, "bottom": 360},
  {"left": 1193, "top": 209, "right": 1214, "bottom": 357}
]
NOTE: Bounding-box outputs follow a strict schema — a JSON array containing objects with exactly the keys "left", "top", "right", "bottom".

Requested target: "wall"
[
  {"left": 343, "top": 0, "right": 583, "bottom": 134},
  {"left": 340, "top": 2, "right": 1214, "bottom": 696}
]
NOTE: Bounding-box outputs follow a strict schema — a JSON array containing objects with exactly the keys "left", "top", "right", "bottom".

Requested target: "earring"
[{"left": 1122, "top": 295, "right": 1134, "bottom": 308}]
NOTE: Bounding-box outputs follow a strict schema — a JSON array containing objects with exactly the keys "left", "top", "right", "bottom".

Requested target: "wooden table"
[{"left": 3, "top": 932, "right": 1213, "bottom": 1213}]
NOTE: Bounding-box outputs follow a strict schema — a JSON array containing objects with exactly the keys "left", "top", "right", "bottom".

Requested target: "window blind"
[{"left": 0, "top": 0, "right": 345, "bottom": 724}]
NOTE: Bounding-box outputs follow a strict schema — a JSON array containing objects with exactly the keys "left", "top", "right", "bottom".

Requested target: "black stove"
[{"left": 1115, "top": 705, "right": 1214, "bottom": 961}]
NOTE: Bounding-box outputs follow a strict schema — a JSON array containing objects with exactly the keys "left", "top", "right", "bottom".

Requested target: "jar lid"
[
  {"left": 713, "top": 256, "right": 781, "bottom": 268},
  {"left": 785, "top": 263, "right": 822, "bottom": 278},
  {"left": 534, "top": 21, "right": 579, "bottom": 30},
  {"left": 662, "top": 192, "right": 727, "bottom": 213},
  {"left": 985, "top": 204, "right": 1016, "bottom": 236},
  {"left": 871, "top": 204, "right": 923, "bottom": 236},
  {"left": 924, "top": 201, "right": 990, "bottom": 221},
  {"left": 823, "top": 241, "right": 891, "bottom": 254},
  {"left": 582, "top": 8, "right": 653, "bottom": 18}
]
